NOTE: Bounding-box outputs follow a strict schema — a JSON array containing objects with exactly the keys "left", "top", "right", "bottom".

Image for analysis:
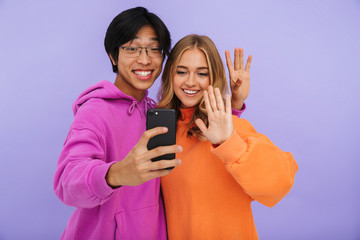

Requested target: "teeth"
[
  {"left": 134, "top": 71, "right": 151, "bottom": 77},
  {"left": 184, "top": 89, "right": 199, "bottom": 94}
]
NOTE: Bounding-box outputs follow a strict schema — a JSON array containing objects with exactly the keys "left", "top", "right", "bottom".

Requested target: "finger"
[
  {"left": 208, "top": 86, "right": 218, "bottom": 111},
  {"left": 225, "top": 50, "right": 234, "bottom": 72},
  {"left": 225, "top": 94, "right": 232, "bottom": 114},
  {"left": 147, "top": 144, "right": 183, "bottom": 160},
  {"left": 215, "top": 88, "right": 224, "bottom": 112},
  {"left": 138, "top": 127, "right": 168, "bottom": 147},
  {"left": 240, "top": 48, "right": 244, "bottom": 70},
  {"left": 195, "top": 119, "right": 208, "bottom": 135},
  {"left": 245, "top": 55, "right": 252, "bottom": 72},
  {"left": 150, "top": 159, "right": 182, "bottom": 171},
  {"left": 234, "top": 48, "right": 240, "bottom": 70},
  {"left": 203, "top": 90, "right": 213, "bottom": 114}
]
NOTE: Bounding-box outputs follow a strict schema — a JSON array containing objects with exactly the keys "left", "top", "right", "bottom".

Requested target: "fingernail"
[
  {"left": 163, "top": 127, "right": 168, "bottom": 131},
  {"left": 177, "top": 146, "right": 183, "bottom": 152}
]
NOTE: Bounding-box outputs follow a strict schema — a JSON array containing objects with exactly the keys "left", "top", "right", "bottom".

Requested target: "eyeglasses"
[{"left": 119, "top": 46, "right": 163, "bottom": 58}]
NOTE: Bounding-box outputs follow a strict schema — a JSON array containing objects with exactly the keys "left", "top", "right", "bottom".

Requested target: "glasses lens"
[
  {"left": 123, "top": 47, "right": 138, "bottom": 57},
  {"left": 147, "top": 47, "right": 163, "bottom": 58}
]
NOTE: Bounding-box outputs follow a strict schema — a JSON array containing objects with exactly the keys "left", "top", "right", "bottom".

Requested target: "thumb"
[
  {"left": 195, "top": 119, "right": 207, "bottom": 135},
  {"left": 234, "top": 79, "right": 242, "bottom": 87},
  {"left": 231, "top": 80, "right": 241, "bottom": 91}
]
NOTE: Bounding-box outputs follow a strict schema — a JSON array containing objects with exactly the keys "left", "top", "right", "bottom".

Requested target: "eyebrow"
[
  {"left": 177, "top": 65, "right": 209, "bottom": 70},
  {"left": 133, "top": 36, "right": 159, "bottom": 42}
]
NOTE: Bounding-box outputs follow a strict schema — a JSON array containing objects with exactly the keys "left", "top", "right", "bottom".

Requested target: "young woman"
[{"left": 157, "top": 35, "right": 298, "bottom": 239}]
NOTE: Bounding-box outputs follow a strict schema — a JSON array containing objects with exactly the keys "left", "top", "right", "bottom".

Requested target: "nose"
[
  {"left": 136, "top": 48, "right": 151, "bottom": 65},
  {"left": 185, "top": 73, "right": 196, "bottom": 87}
]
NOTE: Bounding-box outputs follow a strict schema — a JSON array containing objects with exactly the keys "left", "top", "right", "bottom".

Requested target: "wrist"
[
  {"left": 231, "top": 99, "right": 244, "bottom": 110},
  {"left": 211, "top": 130, "right": 234, "bottom": 146},
  {"left": 106, "top": 163, "right": 121, "bottom": 188}
]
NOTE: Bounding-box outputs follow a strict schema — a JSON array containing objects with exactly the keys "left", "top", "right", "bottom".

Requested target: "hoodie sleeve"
[
  {"left": 231, "top": 103, "right": 246, "bottom": 118},
  {"left": 211, "top": 118, "right": 298, "bottom": 207},
  {"left": 54, "top": 127, "right": 115, "bottom": 208}
]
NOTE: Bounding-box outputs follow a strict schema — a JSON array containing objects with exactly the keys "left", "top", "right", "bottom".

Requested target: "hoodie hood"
[{"left": 72, "top": 80, "right": 156, "bottom": 116}]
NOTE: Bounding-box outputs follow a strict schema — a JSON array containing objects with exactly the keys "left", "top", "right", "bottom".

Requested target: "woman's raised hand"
[
  {"left": 195, "top": 86, "right": 234, "bottom": 145},
  {"left": 225, "top": 48, "right": 252, "bottom": 110}
]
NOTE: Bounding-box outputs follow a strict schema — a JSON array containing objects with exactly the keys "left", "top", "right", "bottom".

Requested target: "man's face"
[{"left": 111, "top": 25, "right": 163, "bottom": 101}]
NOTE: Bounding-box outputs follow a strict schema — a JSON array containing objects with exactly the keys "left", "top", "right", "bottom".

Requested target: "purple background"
[{"left": 1, "top": 0, "right": 359, "bottom": 239}]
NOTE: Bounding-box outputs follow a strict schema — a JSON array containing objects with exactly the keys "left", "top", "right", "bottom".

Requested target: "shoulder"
[
  {"left": 76, "top": 98, "right": 109, "bottom": 118},
  {"left": 72, "top": 99, "right": 114, "bottom": 131},
  {"left": 77, "top": 97, "right": 131, "bottom": 116}
]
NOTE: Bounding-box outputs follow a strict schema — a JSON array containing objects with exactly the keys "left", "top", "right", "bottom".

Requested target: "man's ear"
[{"left": 109, "top": 54, "right": 116, "bottom": 66}]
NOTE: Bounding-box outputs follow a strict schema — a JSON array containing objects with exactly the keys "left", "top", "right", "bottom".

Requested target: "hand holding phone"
[{"left": 106, "top": 125, "right": 181, "bottom": 187}]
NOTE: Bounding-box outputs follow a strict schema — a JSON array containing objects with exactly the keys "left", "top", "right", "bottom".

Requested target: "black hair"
[{"left": 104, "top": 7, "right": 171, "bottom": 72}]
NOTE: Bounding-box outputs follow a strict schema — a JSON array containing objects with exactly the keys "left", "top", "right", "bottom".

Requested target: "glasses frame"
[{"left": 119, "top": 46, "right": 163, "bottom": 58}]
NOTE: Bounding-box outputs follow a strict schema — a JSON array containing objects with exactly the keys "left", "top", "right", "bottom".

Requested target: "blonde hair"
[{"left": 157, "top": 34, "right": 228, "bottom": 140}]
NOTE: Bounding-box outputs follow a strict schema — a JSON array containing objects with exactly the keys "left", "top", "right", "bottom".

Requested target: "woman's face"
[{"left": 172, "top": 48, "right": 210, "bottom": 108}]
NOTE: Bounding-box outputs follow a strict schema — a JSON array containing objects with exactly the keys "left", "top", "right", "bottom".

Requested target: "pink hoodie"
[{"left": 54, "top": 80, "right": 166, "bottom": 240}]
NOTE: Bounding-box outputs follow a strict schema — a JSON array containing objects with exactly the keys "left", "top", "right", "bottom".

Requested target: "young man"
[{"left": 54, "top": 7, "right": 181, "bottom": 240}]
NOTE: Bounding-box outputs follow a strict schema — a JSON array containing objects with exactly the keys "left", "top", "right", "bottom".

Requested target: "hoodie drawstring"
[
  {"left": 145, "top": 97, "right": 156, "bottom": 113},
  {"left": 128, "top": 97, "right": 156, "bottom": 116},
  {"left": 128, "top": 101, "right": 137, "bottom": 115}
]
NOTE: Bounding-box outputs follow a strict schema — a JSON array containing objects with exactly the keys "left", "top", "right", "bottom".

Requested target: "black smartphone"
[{"left": 146, "top": 109, "right": 176, "bottom": 167}]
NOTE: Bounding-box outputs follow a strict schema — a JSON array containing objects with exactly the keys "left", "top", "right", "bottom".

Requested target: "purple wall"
[{"left": 1, "top": 0, "right": 359, "bottom": 239}]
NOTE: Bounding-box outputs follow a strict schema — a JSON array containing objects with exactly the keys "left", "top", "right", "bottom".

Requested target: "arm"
[
  {"left": 196, "top": 86, "right": 298, "bottom": 207},
  {"left": 211, "top": 120, "right": 298, "bottom": 207},
  {"left": 54, "top": 128, "right": 114, "bottom": 208},
  {"left": 54, "top": 127, "right": 182, "bottom": 208}
]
